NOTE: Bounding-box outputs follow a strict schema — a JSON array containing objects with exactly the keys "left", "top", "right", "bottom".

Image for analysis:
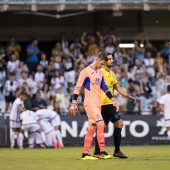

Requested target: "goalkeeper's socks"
[
  {"left": 94, "top": 133, "right": 100, "bottom": 155},
  {"left": 167, "top": 130, "right": 170, "bottom": 140},
  {"left": 114, "top": 127, "right": 122, "bottom": 152},
  {"left": 97, "top": 123, "right": 105, "bottom": 152},
  {"left": 83, "top": 128, "right": 95, "bottom": 153}
]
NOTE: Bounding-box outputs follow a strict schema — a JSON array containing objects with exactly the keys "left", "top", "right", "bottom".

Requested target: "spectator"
[
  {"left": 7, "top": 54, "right": 19, "bottom": 75},
  {"left": 5, "top": 36, "right": 21, "bottom": 59},
  {"left": 39, "top": 53, "right": 48, "bottom": 73},
  {"left": 4, "top": 73, "right": 18, "bottom": 111},
  {"left": 69, "top": 36, "right": 82, "bottom": 59},
  {"left": 113, "top": 46, "right": 123, "bottom": 68},
  {"left": 26, "top": 38, "right": 40, "bottom": 75},
  {"left": 62, "top": 49, "right": 76, "bottom": 92},
  {"left": 60, "top": 32, "right": 69, "bottom": 50},
  {"left": 143, "top": 51, "right": 155, "bottom": 86},
  {"left": 104, "top": 37, "right": 115, "bottom": 54},
  {"left": 51, "top": 42, "right": 63, "bottom": 70},
  {"left": 127, "top": 49, "right": 135, "bottom": 67},
  {"left": 18, "top": 71, "right": 32, "bottom": 88},
  {"left": 51, "top": 70, "right": 65, "bottom": 100},
  {"left": 34, "top": 65, "right": 45, "bottom": 89},
  {"left": 134, "top": 40, "right": 145, "bottom": 64},
  {"left": 86, "top": 49, "right": 96, "bottom": 65},
  {"left": 86, "top": 35, "right": 99, "bottom": 56},
  {"left": 104, "top": 27, "right": 117, "bottom": 45},
  {"left": 150, "top": 101, "right": 159, "bottom": 116},
  {"left": 55, "top": 87, "right": 68, "bottom": 115},
  {"left": 16, "top": 82, "right": 31, "bottom": 109},
  {"left": 15, "top": 61, "right": 29, "bottom": 80},
  {"left": 45, "top": 60, "right": 56, "bottom": 86},
  {"left": 31, "top": 91, "right": 47, "bottom": 111}
]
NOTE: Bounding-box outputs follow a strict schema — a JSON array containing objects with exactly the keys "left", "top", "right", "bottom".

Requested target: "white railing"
[{"left": 0, "top": 0, "right": 170, "bottom": 4}]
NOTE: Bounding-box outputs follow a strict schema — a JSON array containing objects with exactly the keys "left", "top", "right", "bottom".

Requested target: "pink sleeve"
[{"left": 74, "top": 70, "right": 87, "bottom": 95}]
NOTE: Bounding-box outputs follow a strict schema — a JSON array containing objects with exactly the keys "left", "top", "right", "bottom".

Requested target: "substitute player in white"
[
  {"left": 10, "top": 92, "right": 27, "bottom": 148},
  {"left": 38, "top": 118, "right": 58, "bottom": 148},
  {"left": 36, "top": 109, "right": 63, "bottom": 148},
  {"left": 159, "top": 85, "right": 170, "bottom": 140},
  {"left": 18, "top": 110, "right": 46, "bottom": 149}
]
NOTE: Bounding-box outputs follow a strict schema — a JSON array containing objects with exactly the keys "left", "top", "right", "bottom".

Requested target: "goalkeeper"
[
  {"left": 94, "top": 53, "right": 136, "bottom": 159},
  {"left": 68, "top": 52, "right": 119, "bottom": 160}
]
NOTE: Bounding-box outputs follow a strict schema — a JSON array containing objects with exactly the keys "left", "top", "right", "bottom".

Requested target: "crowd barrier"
[{"left": 0, "top": 112, "right": 169, "bottom": 147}]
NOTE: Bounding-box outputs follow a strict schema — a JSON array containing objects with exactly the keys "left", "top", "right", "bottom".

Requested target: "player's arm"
[
  {"left": 69, "top": 70, "right": 87, "bottom": 116},
  {"left": 100, "top": 76, "right": 119, "bottom": 112},
  {"left": 114, "top": 83, "right": 136, "bottom": 103},
  {"left": 158, "top": 104, "right": 164, "bottom": 116},
  {"left": 18, "top": 105, "right": 26, "bottom": 113}
]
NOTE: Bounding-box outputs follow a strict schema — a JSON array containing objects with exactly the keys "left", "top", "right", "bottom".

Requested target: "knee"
[{"left": 116, "top": 120, "right": 123, "bottom": 129}]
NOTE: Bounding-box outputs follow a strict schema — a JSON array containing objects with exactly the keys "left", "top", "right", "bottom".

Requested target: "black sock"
[
  {"left": 94, "top": 133, "right": 100, "bottom": 154},
  {"left": 114, "top": 127, "right": 122, "bottom": 152}
]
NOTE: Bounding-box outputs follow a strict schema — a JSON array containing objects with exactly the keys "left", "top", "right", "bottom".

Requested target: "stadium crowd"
[{"left": 0, "top": 28, "right": 170, "bottom": 115}]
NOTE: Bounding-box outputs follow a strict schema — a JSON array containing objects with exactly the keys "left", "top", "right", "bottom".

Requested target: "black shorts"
[
  {"left": 101, "top": 104, "right": 121, "bottom": 125},
  {"left": 5, "top": 95, "right": 16, "bottom": 103}
]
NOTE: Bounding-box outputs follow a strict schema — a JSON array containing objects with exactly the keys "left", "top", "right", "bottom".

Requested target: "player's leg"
[
  {"left": 18, "top": 128, "right": 24, "bottom": 149},
  {"left": 81, "top": 106, "right": 98, "bottom": 160},
  {"left": 37, "top": 128, "right": 46, "bottom": 145},
  {"left": 51, "top": 115, "right": 64, "bottom": 148},
  {"left": 10, "top": 120, "right": 20, "bottom": 148},
  {"left": 83, "top": 106, "right": 111, "bottom": 160},
  {"left": 166, "top": 127, "right": 170, "bottom": 140},
  {"left": 114, "top": 119, "right": 123, "bottom": 152},
  {"left": 28, "top": 133, "right": 35, "bottom": 149},
  {"left": 82, "top": 124, "right": 97, "bottom": 160},
  {"left": 10, "top": 127, "right": 17, "bottom": 148}
]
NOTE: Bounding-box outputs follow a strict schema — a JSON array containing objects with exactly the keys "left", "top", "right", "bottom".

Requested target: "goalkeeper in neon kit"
[{"left": 68, "top": 52, "right": 119, "bottom": 160}]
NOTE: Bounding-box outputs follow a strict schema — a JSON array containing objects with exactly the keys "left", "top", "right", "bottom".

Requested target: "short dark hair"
[
  {"left": 167, "top": 85, "right": 170, "bottom": 92},
  {"left": 106, "top": 53, "right": 112, "bottom": 56},
  {"left": 97, "top": 52, "right": 108, "bottom": 61},
  {"left": 9, "top": 73, "right": 15, "bottom": 76}
]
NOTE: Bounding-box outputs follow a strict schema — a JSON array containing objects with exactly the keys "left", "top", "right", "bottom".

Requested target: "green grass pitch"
[{"left": 0, "top": 146, "right": 170, "bottom": 170}]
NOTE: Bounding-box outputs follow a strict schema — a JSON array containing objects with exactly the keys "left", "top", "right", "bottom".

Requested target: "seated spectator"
[
  {"left": 31, "top": 91, "right": 47, "bottom": 111},
  {"left": 150, "top": 101, "right": 159, "bottom": 116}
]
